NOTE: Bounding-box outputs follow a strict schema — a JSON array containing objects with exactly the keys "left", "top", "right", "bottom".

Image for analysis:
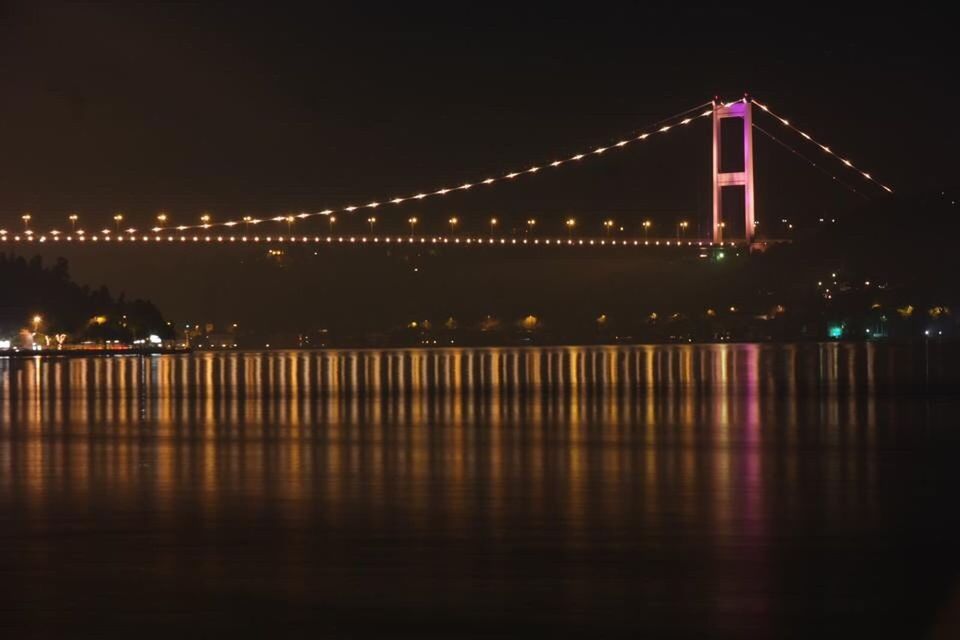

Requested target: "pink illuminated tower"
[{"left": 712, "top": 97, "right": 756, "bottom": 244}]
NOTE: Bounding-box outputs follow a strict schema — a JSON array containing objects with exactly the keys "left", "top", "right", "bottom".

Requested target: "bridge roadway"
[{"left": 1, "top": 233, "right": 759, "bottom": 249}]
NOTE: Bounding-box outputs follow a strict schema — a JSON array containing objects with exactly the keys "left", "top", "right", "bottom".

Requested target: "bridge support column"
[{"left": 712, "top": 97, "right": 755, "bottom": 244}]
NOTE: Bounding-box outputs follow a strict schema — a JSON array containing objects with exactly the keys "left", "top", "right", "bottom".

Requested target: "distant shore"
[
  {"left": 1, "top": 347, "right": 190, "bottom": 359},
  {"left": 2, "top": 338, "right": 954, "bottom": 359}
]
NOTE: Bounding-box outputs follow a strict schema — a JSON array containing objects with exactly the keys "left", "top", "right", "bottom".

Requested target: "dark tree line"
[{"left": 0, "top": 254, "right": 174, "bottom": 342}]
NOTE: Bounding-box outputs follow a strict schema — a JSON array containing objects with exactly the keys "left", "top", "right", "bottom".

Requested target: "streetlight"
[
  {"left": 156, "top": 213, "right": 168, "bottom": 226},
  {"left": 243, "top": 216, "right": 254, "bottom": 233},
  {"left": 21, "top": 213, "right": 31, "bottom": 231},
  {"left": 285, "top": 215, "right": 295, "bottom": 234},
  {"left": 489, "top": 217, "right": 498, "bottom": 237},
  {"left": 448, "top": 216, "right": 458, "bottom": 234},
  {"left": 408, "top": 216, "right": 418, "bottom": 236},
  {"left": 677, "top": 220, "right": 689, "bottom": 240},
  {"left": 368, "top": 216, "right": 377, "bottom": 234},
  {"left": 717, "top": 221, "right": 726, "bottom": 242},
  {"left": 566, "top": 217, "right": 576, "bottom": 238},
  {"left": 200, "top": 213, "right": 211, "bottom": 228},
  {"left": 603, "top": 219, "right": 614, "bottom": 237},
  {"left": 113, "top": 213, "right": 123, "bottom": 233},
  {"left": 328, "top": 215, "right": 336, "bottom": 234},
  {"left": 642, "top": 219, "right": 652, "bottom": 239},
  {"left": 32, "top": 314, "right": 42, "bottom": 334},
  {"left": 526, "top": 218, "right": 536, "bottom": 234},
  {"left": 69, "top": 213, "right": 79, "bottom": 232}
]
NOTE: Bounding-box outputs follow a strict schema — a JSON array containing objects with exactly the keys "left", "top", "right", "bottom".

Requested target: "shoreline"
[
  {"left": 1, "top": 339, "right": 952, "bottom": 358},
  {"left": 0, "top": 347, "right": 190, "bottom": 359}
]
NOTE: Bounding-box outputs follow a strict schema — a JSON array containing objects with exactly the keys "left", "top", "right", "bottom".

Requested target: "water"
[{"left": 2, "top": 343, "right": 960, "bottom": 638}]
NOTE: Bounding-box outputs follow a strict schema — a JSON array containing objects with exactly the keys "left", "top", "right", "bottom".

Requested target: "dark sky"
[
  {"left": 1, "top": 3, "right": 957, "bottom": 331},
  {"left": 0, "top": 3, "right": 954, "bottom": 235}
]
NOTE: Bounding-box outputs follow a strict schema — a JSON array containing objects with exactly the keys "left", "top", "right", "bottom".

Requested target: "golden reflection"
[{"left": 0, "top": 344, "right": 914, "bottom": 545}]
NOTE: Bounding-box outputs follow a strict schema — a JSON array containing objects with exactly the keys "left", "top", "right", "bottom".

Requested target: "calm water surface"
[{"left": 2, "top": 343, "right": 960, "bottom": 638}]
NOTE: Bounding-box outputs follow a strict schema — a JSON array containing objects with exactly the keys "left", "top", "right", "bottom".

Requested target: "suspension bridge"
[{"left": 0, "top": 96, "right": 891, "bottom": 250}]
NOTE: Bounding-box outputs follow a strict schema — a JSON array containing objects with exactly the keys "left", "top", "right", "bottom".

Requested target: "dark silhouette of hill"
[
  {"left": 752, "top": 190, "right": 960, "bottom": 304},
  {"left": 0, "top": 253, "right": 173, "bottom": 342}
]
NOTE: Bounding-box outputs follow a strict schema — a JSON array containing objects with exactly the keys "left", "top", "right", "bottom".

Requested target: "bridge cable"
[
  {"left": 752, "top": 124, "right": 869, "bottom": 200},
  {"left": 153, "top": 102, "right": 715, "bottom": 233},
  {"left": 750, "top": 99, "right": 893, "bottom": 193}
]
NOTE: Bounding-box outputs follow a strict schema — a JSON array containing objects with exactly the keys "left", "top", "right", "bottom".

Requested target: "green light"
[{"left": 828, "top": 323, "right": 844, "bottom": 339}]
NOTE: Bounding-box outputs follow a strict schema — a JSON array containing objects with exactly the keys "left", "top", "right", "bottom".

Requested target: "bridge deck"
[{"left": 1, "top": 233, "right": 779, "bottom": 249}]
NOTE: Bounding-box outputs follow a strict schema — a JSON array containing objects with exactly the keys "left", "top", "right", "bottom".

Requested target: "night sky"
[{"left": 1, "top": 3, "right": 956, "bottom": 329}]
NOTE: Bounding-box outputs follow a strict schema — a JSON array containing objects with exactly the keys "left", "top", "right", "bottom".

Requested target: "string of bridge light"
[
  {"left": 0, "top": 233, "right": 739, "bottom": 248},
  {"left": 751, "top": 124, "right": 869, "bottom": 200},
  {"left": 148, "top": 102, "right": 716, "bottom": 233},
  {"left": 750, "top": 99, "right": 893, "bottom": 194}
]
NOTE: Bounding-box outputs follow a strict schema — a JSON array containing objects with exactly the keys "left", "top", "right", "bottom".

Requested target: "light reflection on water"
[{"left": 1, "top": 343, "right": 959, "bottom": 637}]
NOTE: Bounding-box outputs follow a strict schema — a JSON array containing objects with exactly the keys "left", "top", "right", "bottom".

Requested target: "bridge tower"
[{"left": 712, "top": 97, "right": 756, "bottom": 244}]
